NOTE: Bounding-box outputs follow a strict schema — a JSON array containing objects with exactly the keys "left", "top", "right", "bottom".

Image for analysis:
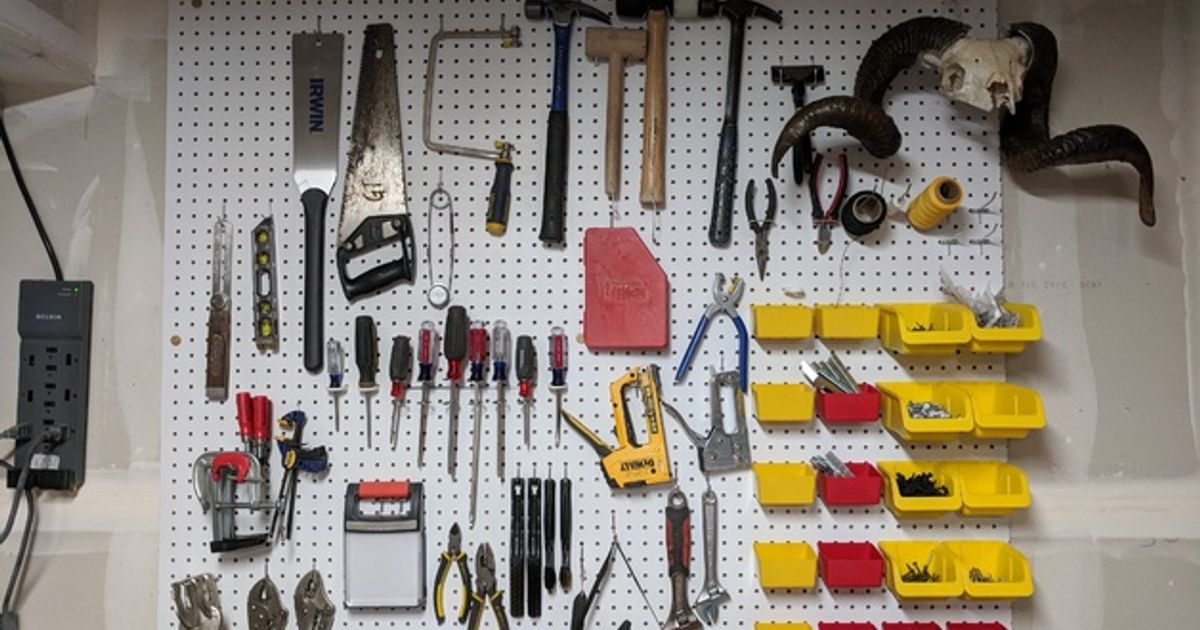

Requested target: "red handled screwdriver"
[
  {"left": 468, "top": 320, "right": 489, "bottom": 526},
  {"left": 389, "top": 335, "right": 412, "bottom": 449},
  {"left": 416, "top": 321, "right": 439, "bottom": 467},
  {"left": 491, "top": 321, "right": 511, "bottom": 479},
  {"left": 549, "top": 326, "right": 568, "bottom": 446}
]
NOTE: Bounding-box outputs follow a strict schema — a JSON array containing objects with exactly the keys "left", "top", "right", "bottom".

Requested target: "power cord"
[
  {"left": 0, "top": 428, "right": 61, "bottom": 630},
  {"left": 0, "top": 111, "right": 63, "bottom": 281}
]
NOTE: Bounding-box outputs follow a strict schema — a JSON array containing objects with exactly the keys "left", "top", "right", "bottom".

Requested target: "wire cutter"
[
  {"left": 467, "top": 543, "right": 510, "bottom": 630},
  {"left": 674, "top": 273, "right": 749, "bottom": 392},
  {"left": 744, "top": 179, "right": 777, "bottom": 280},
  {"left": 434, "top": 523, "right": 473, "bottom": 624},
  {"left": 809, "top": 152, "right": 848, "bottom": 255}
]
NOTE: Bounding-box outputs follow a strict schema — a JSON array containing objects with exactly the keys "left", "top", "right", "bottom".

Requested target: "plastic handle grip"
[
  {"left": 708, "top": 120, "right": 738, "bottom": 247},
  {"left": 354, "top": 315, "right": 379, "bottom": 388},
  {"left": 538, "top": 111, "right": 570, "bottom": 245},
  {"left": 335, "top": 215, "right": 417, "bottom": 300},
  {"left": 515, "top": 335, "right": 536, "bottom": 383},
  {"left": 665, "top": 492, "right": 691, "bottom": 578},
  {"left": 486, "top": 159, "right": 514, "bottom": 236},
  {"left": 358, "top": 480, "right": 410, "bottom": 500},
  {"left": 390, "top": 335, "right": 412, "bottom": 383},
  {"left": 301, "top": 188, "right": 327, "bottom": 372}
]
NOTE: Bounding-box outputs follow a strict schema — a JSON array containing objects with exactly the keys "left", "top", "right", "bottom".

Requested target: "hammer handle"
[
  {"left": 708, "top": 119, "right": 738, "bottom": 247},
  {"left": 539, "top": 111, "right": 569, "bottom": 244},
  {"left": 639, "top": 9, "right": 667, "bottom": 207},
  {"left": 603, "top": 57, "right": 626, "bottom": 201}
]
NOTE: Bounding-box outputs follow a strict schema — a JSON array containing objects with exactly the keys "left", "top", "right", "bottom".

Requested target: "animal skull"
[{"left": 923, "top": 36, "right": 1031, "bottom": 114}]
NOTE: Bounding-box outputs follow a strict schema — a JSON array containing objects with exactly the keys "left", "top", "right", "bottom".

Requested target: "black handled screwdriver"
[
  {"left": 443, "top": 305, "right": 469, "bottom": 478},
  {"left": 527, "top": 468, "right": 543, "bottom": 617},
  {"left": 559, "top": 464, "right": 573, "bottom": 591},
  {"left": 354, "top": 315, "right": 379, "bottom": 448},
  {"left": 388, "top": 335, "right": 412, "bottom": 449},
  {"left": 543, "top": 476, "right": 557, "bottom": 593},
  {"left": 510, "top": 470, "right": 526, "bottom": 618},
  {"left": 515, "top": 335, "right": 536, "bottom": 447}
]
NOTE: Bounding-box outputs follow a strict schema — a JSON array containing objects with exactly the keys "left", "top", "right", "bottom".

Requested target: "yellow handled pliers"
[{"left": 433, "top": 523, "right": 473, "bottom": 624}]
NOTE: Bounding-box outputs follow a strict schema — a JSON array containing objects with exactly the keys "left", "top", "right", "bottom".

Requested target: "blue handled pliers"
[{"left": 674, "top": 273, "right": 749, "bottom": 392}]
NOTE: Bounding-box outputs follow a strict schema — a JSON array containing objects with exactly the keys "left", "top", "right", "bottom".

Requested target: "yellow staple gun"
[{"left": 562, "top": 364, "right": 678, "bottom": 489}]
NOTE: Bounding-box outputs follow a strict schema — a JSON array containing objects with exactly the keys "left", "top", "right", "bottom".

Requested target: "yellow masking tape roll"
[{"left": 907, "top": 176, "right": 963, "bottom": 230}]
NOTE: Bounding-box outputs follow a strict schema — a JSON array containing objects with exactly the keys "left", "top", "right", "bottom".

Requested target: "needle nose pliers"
[
  {"left": 745, "top": 179, "right": 778, "bottom": 280},
  {"left": 673, "top": 273, "right": 749, "bottom": 392}
]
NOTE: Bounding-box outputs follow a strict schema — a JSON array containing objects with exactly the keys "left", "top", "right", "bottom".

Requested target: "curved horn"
[
  {"left": 1001, "top": 22, "right": 1156, "bottom": 226},
  {"left": 770, "top": 96, "right": 901, "bottom": 178},
  {"left": 853, "top": 16, "right": 971, "bottom": 103}
]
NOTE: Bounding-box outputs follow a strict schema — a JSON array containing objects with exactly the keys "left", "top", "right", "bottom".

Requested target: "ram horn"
[
  {"left": 1000, "top": 22, "right": 1156, "bottom": 226},
  {"left": 770, "top": 16, "right": 970, "bottom": 176}
]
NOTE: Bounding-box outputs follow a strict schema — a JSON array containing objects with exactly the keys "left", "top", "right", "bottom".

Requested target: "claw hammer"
[{"left": 525, "top": 0, "right": 611, "bottom": 245}]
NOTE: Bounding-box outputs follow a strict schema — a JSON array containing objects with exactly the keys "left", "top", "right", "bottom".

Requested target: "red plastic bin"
[
  {"left": 945, "top": 625, "right": 1006, "bottom": 630},
  {"left": 818, "top": 541, "right": 885, "bottom": 588},
  {"left": 816, "top": 384, "right": 881, "bottom": 423},
  {"left": 818, "top": 624, "right": 877, "bottom": 630},
  {"left": 818, "top": 462, "right": 883, "bottom": 506},
  {"left": 882, "top": 624, "right": 941, "bottom": 630}
]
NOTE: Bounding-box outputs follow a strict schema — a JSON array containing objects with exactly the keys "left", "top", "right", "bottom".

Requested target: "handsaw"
[
  {"left": 292, "top": 29, "right": 343, "bottom": 373},
  {"left": 337, "top": 23, "right": 417, "bottom": 300}
]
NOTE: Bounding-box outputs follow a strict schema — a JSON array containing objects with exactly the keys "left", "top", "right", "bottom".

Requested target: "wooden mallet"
[{"left": 585, "top": 28, "right": 646, "bottom": 202}]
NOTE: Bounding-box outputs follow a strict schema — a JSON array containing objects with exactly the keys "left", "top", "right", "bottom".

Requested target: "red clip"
[
  {"left": 252, "top": 396, "right": 272, "bottom": 441},
  {"left": 235, "top": 391, "right": 253, "bottom": 438},
  {"left": 211, "top": 451, "right": 251, "bottom": 483},
  {"left": 358, "top": 480, "right": 410, "bottom": 500}
]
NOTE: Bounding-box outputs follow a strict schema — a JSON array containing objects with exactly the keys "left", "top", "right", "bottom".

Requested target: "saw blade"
[{"left": 339, "top": 23, "right": 408, "bottom": 246}]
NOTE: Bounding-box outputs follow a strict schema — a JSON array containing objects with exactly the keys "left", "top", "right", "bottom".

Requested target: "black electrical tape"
[{"left": 839, "top": 190, "right": 887, "bottom": 237}]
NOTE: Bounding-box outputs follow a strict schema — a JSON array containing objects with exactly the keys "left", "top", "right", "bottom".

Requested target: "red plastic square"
[
  {"left": 818, "top": 541, "right": 884, "bottom": 588},
  {"left": 819, "top": 462, "right": 883, "bottom": 506},
  {"left": 945, "top": 624, "right": 1006, "bottom": 630},
  {"left": 882, "top": 624, "right": 941, "bottom": 630},
  {"left": 818, "top": 623, "right": 877, "bottom": 630},
  {"left": 815, "top": 384, "right": 881, "bottom": 423}
]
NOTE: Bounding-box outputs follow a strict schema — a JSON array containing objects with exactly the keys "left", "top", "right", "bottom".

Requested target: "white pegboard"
[{"left": 160, "top": 1, "right": 1014, "bottom": 628}]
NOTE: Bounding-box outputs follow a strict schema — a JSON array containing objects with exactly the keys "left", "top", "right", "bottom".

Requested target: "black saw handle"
[
  {"left": 708, "top": 119, "right": 738, "bottom": 247},
  {"left": 335, "top": 214, "right": 416, "bottom": 300},
  {"left": 486, "top": 156, "right": 514, "bottom": 236},
  {"left": 538, "top": 111, "right": 569, "bottom": 245},
  {"left": 301, "top": 187, "right": 327, "bottom": 372}
]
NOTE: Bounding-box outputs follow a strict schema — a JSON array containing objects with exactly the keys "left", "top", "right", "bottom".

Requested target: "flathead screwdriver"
[
  {"left": 389, "top": 335, "right": 412, "bottom": 449},
  {"left": 416, "top": 321, "right": 439, "bottom": 467},
  {"left": 326, "top": 339, "right": 346, "bottom": 432},
  {"left": 515, "top": 335, "right": 536, "bottom": 447},
  {"left": 467, "top": 320, "right": 489, "bottom": 526},
  {"left": 355, "top": 315, "right": 379, "bottom": 448},
  {"left": 444, "top": 306, "right": 469, "bottom": 478},
  {"left": 549, "top": 326, "right": 569, "bottom": 446},
  {"left": 491, "top": 321, "right": 511, "bottom": 479}
]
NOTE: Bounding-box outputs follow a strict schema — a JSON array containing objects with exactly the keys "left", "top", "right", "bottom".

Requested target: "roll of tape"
[
  {"left": 906, "top": 176, "right": 963, "bottom": 231},
  {"left": 840, "top": 190, "right": 887, "bottom": 237}
]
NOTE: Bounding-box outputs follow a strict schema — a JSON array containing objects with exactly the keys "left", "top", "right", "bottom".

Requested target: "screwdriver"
[
  {"left": 355, "top": 315, "right": 379, "bottom": 448},
  {"left": 326, "top": 339, "right": 346, "bottom": 432},
  {"left": 559, "top": 463, "right": 573, "bottom": 591},
  {"left": 389, "top": 335, "right": 412, "bottom": 450},
  {"left": 444, "top": 306, "right": 468, "bottom": 478},
  {"left": 510, "top": 467, "right": 525, "bottom": 618},
  {"left": 467, "top": 320, "right": 489, "bottom": 527},
  {"left": 491, "top": 321, "right": 511, "bottom": 479},
  {"left": 515, "top": 335, "right": 536, "bottom": 448},
  {"left": 527, "top": 466, "right": 543, "bottom": 618},
  {"left": 513, "top": 336, "right": 537, "bottom": 444},
  {"left": 543, "top": 476, "right": 557, "bottom": 593},
  {"left": 416, "top": 320, "right": 439, "bottom": 467},
  {"left": 548, "top": 326, "right": 569, "bottom": 446}
]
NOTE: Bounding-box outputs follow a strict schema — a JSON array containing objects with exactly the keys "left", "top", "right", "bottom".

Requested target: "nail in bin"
[
  {"left": 816, "top": 383, "right": 881, "bottom": 423},
  {"left": 818, "top": 541, "right": 885, "bottom": 588},
  {"left": 945, "top": 624, "right": 1008, "bottom": 630},
  {"left": 818, "top": 461, "right": 882, "bottom": 506},
  {"left": 878, "top": 304, "right": 972, "bottom": 355},
  {"left": 755, "top": 624, "right": 814, "bottom": 630},
  {"left": 753, "top": 383, "right": 815, "bottom": 423},
  {"left": 754, "top": 304, "right": 814, "bottom": 340},
  {"left": 754, "top": 541, "right": 818, "bottom": 589},
  {"left": 878, "top": 460, "right": 1030, "bottom": 518},
  {"left": 878, "top": 460, "right": 961, "bottom": 517},
  {"left": 882, "top": 624, "right": 942, "bottom": 630},
  {"left": 818, "top": 623, "right": 877, "bottom": 630},
  {"left": 754, "top": 462, "right": 817, "bottom": 506},
  {"left": 814, "top": 304, "right": 880, "bottom": 339},
  {"left": 944, "top": 541, "right": 1034, "bottom": 599},
  {"left": 967, "top": 303, "right": 1041, "bottom": 353},
  {"left": 879, "top": 540, "right": 963, "bottom": 599},
  {"left": 877, "top": 381, "right": 974, "bottom": 441},
  {"left": 879, "top": 540, "right": 1033, "bottom": 600}
]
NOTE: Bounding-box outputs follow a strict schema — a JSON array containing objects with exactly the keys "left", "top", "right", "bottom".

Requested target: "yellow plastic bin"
[
  {"left": 954, "top": 382, "right": 1046, "bottom": 439},
  {"left": 755, "top": 624, "right": 813, "bottom": 630},
  {"left": 754, "top": 304, "right": 815, "bottom": 340},
  {"left": 754, "top": 462, "right": 817, "bottom": 506},
  {"left": 878, "top": 304, "right": 972, "bottom": 355},
  {"left": 967, "top": 303, "right": 1042, "bottom": 353},
  {"left": 878, "top": 460, "right": 961, "bottom": 517},
  {"left": 879, "top": 540, "right": 963, "bottom": 599},
  {"left": 753, "top": 383, "right": 815, "bottom": 423},
  {"left": 754, "top": 541, "right": 818, "bottom": 589},
  {"left": 877, "top": 381, "right": 974, "bottom": 441},
  {"left": 944, "top": 541, "right": 1034, "bottom": 599},
  {"left": 954, "top": 461, "right": 1031, "bottom": 516},
  {"left": 814, "top": 305, "right": 880, "bottom": 340}
]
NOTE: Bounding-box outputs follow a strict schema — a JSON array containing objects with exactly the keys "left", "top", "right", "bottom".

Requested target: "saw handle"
[
  {"left": 486, "top": 156, "right": 515, "bottom": 236},
  {"left": 336, "top": 214, "right": 416, "bottom": 300},
  {"left": 301, "top": 188, "right": 327, "bottom": 372}
]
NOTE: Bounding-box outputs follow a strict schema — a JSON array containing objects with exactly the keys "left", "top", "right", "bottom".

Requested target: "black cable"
[
  {"left": 0, "top": 113, "right": 63, "bottom": 281},
  {"left": 2, "top": 489, "right": 34, "bottom": 614},
  {"left": 0, "top": 466, "right": 29, "bottom": 547}
]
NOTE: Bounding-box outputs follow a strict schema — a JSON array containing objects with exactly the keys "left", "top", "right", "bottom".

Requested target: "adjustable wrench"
[
  {"left": 662, "top": 488, "right": 701, "bottom": 630},
  {"left": 692, "top": 486, "right": 730, "bottom": 624}
]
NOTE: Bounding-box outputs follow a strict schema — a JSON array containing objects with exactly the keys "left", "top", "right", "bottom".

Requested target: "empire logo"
[
  {"left": 620, "top": 458, "right": 655, "bottom": 472},
  {"left": 308, "top": 78, "right": 325, "bottom": 132}
]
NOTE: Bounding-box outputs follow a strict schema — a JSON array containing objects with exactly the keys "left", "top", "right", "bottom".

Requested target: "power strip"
[{"left": 8, "top": 280, "right": 92, "bottom": 491}]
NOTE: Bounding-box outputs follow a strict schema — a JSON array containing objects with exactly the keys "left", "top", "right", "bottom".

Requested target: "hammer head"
[
  {"left": 717, "top": 0, "right": 782, "bottom": 23},
  {"left": 616, "top": 0, "right": 718, "bottom": 18},
  {"left": 525, "top": 0, "right": 612, "bottom": 25},
  {"left": 771, "top": 64, "right": 825, "bottom": 87},
  {"left": 585, "top": 27, "right": 647, "bottom": 63}
]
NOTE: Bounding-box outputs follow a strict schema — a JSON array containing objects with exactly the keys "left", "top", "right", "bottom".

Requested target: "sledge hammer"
[
  {"left": 771, "top": 64, "right": 825, "bottom": 186},
  {"left": 586, "top": 28, "right": 647, "bottom": 202}
]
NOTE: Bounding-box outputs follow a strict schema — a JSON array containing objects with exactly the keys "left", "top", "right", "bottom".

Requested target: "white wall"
[{"left": 0, "top": 1, "right": 1193, "bottom": 628}]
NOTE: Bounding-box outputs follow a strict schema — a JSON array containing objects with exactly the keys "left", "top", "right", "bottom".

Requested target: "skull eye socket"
[{"left": 945, "top": 64, "right": 965, "bottom": 91}]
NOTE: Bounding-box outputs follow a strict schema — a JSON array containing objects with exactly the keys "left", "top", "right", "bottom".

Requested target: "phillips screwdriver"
[
  {"left": 355, "top": 315, "right": 379, "bottom": 448},
  {"left": 467, "top": 320, "right": 489, "bottom": 527},
  {"left": 444, "top": 306, "right": 468, "bottom": 478},
  {"left": 559, "top": 463, "right": 573, "bottom": 591},
  {"left": 510, "top": 467, "right": 526, "bottom": 618},
  {"left": 548, "top": 326, "right": 569, "bottom": 446},
  {"left": 515, "top": 335, "right": 536, "bottom": 448},
  {"left": 491, "top": 321, "right": 511, "bottom": 479},
  {"left": 326, "top": 339, "right": 346, "bottom": 432},
  {"left": 543, "top": 476, "right": 556, "bottom": 594},
  {"left": 416, "top": 320, "right": 439, "bottom": 467},
  {"left": 389, "top": 335, "right": 412, "bottom": 449}
]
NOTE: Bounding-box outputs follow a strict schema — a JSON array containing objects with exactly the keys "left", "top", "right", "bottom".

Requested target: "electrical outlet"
[{"left": 8, "top": 280, "right": 92, "bottom": 491}]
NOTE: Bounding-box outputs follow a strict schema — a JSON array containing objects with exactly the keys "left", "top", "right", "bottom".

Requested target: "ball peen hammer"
[{"left": 585, "top": 28, "right": 647, "bottom": 203}]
